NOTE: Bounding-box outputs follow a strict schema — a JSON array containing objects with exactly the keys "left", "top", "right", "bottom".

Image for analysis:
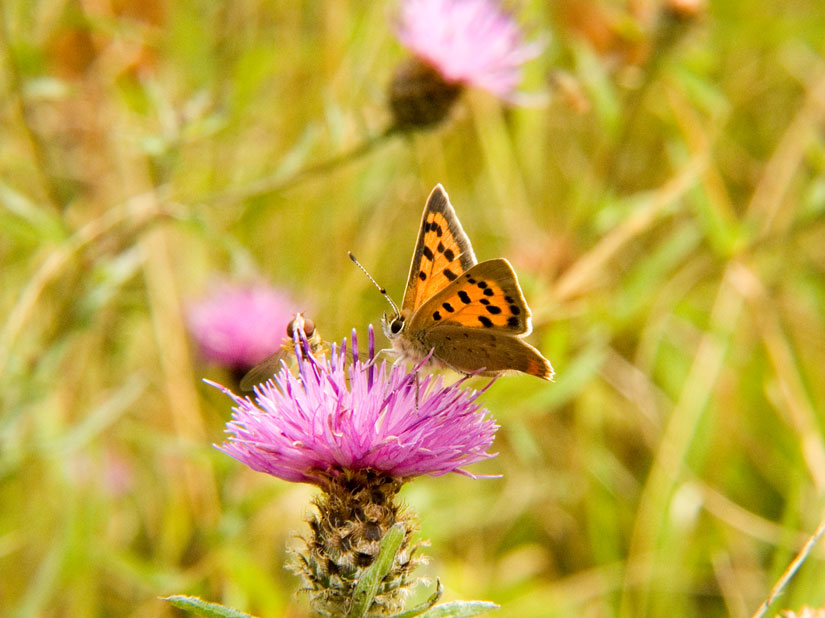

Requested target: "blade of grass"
[
  {"left": 750, "top": 511, "right": 825, "bottom": 618},
  {"left": 552, "top": 154, "right": 706, "bottom": 305},
  {"left": 745, "top": 61, "right": 825, "bottom": 235},
  {"left": 0, "top": 192, "right": 164, "bottom": 385},
  {"left": 619, "top": 263, "right": 746, "bottom": 618},
  {"left": 729, "top": 262, "right": 825, "bottom": 489}
]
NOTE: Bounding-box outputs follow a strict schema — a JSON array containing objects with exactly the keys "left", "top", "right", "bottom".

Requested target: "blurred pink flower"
[
  {"left": 395, "top": 0, "right": 543, "bottom": 102},
  {"left": 212, "top": 326, "right": 499, "bottom": 485},
  {"left": 186, "top": 280, "right": 298, "bottom": 371}
]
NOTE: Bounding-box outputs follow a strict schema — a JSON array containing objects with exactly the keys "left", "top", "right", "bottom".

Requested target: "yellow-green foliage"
[{"left": 1, "top": 1, "right": 825, "bottom": 617}]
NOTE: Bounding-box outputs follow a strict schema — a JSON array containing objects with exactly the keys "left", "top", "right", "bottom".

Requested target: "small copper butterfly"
[
  {"left": 379, "top": 184, "right": 553, "bottom": 380},
  {"left": 240, "top": 314, "right": 323, "bottom": 390}
]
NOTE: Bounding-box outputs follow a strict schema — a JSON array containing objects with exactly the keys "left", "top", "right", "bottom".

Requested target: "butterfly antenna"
[{"left": 348, "top": 251, "right": 400, "bottom": 316}]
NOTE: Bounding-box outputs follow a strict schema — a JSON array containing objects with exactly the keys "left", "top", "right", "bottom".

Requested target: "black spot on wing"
[
  {"left": 507, "top": 316, "right": 519, "bottom": 328},
  {"left": 458, "top": 290, "right": 471, "bottom": 304},
  {"left": 422, "top": 246, "right": 434, "bottom": 261},
  {"left": 443, "top": 268, "right": 457, "bottom": 281},
  {"left": 485, "top": 305, "right": 502, "bottom": 315},
  {"left": 479, "top": 316, "right": 493, "bottom": 328},
  {"left": 444, "top": 248, "right": 455, "bottom": 261}
]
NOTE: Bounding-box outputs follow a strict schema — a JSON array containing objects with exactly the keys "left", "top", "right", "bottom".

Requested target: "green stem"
[
  {"left": 750, "top": 511, "right": 825, "bottom": 618},
  {"left": 0, "top": 5, "right": 65, "bottom": 212},
  {"left": 210, "top": 124, "right": 400, "bottom": 209},
  {"left": 597, "top": 9, "right": 697, "bottom": 189}
]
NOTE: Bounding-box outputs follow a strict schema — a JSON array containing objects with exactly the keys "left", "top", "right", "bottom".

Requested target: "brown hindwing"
[
  {"left": 422, "top": 326, "right": 554, "bottom": 379},
  {"left": 401, "top": 184, "right": 477, "bottom": 313}
]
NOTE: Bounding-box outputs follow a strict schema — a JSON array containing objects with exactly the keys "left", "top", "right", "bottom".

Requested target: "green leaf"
[
  {"left": 0, "top": 180, "right": 66, "bottom": 243},
  {"left": 388, "top": 579, "right": 443, "bottom": 618},
  {"left": 346, "top": 523, "right": 406, "bottom": 618},
  {"left": 415, "top": 601, "right": 500, "bottom": 618},
  {"left": 161, "top": 595, "right": 259, "bottom": 618}
]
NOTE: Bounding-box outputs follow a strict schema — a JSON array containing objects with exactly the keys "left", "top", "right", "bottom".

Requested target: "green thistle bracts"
[{"left": 291, "top": 470, "right": 424, "bottom": 617}]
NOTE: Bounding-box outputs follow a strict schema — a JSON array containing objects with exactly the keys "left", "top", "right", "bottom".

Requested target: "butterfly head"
[{"left": 382, "top": 311, "right": 406, "bottom": 341}]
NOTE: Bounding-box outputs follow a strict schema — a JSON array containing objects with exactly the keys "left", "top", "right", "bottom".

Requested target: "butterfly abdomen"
[{"left": 388, "top": 327, "right": 451, "bottom": 371}]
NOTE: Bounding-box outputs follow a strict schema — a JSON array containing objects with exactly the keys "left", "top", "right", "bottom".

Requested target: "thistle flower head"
[
  {"left": 211, "top": 325, "right": 499, "bottom": 616},
  {"left": 186, "top": 280, "right": 297, "bottom": 371},
  {"left": 214, "top": 325, "right": 498, "bottom": 485},
  {"left": 394, "top": 0, "right": 543, "bottom": 102}
]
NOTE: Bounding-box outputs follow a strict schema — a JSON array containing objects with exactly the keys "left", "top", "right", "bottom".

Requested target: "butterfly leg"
[
  {"left": 364, "top": 348, "right": 394, "bottom": 368},
  {"left": 414, "top": 371, "right": 419, "bottom": 410}
]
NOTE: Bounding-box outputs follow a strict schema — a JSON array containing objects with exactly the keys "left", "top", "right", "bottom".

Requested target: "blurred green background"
[{"left": 2, "top": 0, "right": 825, "bottom": 616}]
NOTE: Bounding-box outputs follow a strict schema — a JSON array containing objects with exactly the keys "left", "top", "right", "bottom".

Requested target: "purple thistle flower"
[
  {"left": 395, "top": 0, "right": 544, "bottom": 103},
  {"left": 213, "top": 326, "right": 498, "bottom": 485},
  {"left": 186, "top": 280, "right": 299, "bottom": 371}
]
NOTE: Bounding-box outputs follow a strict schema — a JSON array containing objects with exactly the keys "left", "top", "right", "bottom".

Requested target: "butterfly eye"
[
  {"left": 389, "top": 317, "right": 404, "bottom": 335},
  {"left": 286, "top": 317, "right": 315, "bottom": 338}
]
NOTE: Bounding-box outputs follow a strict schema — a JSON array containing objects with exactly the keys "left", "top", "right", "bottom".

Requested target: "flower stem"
[
  {"left": 0, "top": 10, "right": 65, "bottom": 212},
  {"left": 210, "top": 125, "right": 400, "bottom": 209}
]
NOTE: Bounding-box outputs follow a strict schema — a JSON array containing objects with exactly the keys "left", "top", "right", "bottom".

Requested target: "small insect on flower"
[{"left": 239, "top": 313, "right": 323, "bottom": 391}]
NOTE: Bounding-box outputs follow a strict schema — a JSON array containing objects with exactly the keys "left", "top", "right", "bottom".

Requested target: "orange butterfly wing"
[
  {"left": 389, "top": 184, "right": 554, "bottom": 381},
  {"left": 401, "top": 184, "right": 477, "bottom": 314},
  {"left": 408, "top": 258, "right": 532, "bottom": 334}
]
